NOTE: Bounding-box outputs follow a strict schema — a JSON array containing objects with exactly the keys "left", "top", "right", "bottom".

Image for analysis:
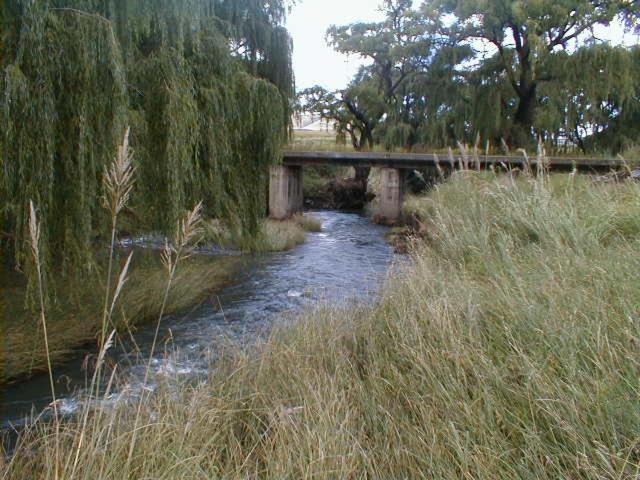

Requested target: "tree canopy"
[
  {"left": 301, "top": 0, "right": 640, "bottom": 153},
  {"left": 431, "top": 0, "right": 632, "bottom": 143},
  {"left": 0, "top": 0, "right": 294, "bottom": 287}
]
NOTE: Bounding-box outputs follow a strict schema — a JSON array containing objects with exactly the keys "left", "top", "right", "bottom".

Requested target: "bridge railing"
[{"left": 282, "top": 150, "right": 628, "bottom": 172}]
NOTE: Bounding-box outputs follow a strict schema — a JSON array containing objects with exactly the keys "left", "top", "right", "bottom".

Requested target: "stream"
[{"left": 0, "top": 211, "right": 395, "bottom": 428}]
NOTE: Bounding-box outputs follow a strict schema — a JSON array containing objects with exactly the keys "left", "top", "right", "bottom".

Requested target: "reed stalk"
[
  {"left": 69, "top": 128, "right": 134, "bottom": 479},
  {"left": 28, "top": 201, "right": 60, "bottom": 480},
  {"left": 124, "top": 202, "right": 203, "bottom": 475}
]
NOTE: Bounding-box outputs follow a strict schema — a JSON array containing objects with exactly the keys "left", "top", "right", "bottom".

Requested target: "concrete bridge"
[{"left": 269, "top": 151, "right": 626, "bottom": 223}]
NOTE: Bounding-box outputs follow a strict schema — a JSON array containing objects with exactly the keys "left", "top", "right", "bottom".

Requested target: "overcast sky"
[
  {"left": 287, "top": 0, "right": 640, "bottom": 92},
  {"left": 287, "top": 0, "right": 385, "bottom": 91}
]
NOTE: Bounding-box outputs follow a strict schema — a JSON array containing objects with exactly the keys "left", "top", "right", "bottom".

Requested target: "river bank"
[
  {"left": 1, "top": 211, "right": 392, "bottom": 427},
  {"left": 0, "top": 216, "right": 322, "bottom": 387},
  {"left": 0, "top": 252, "right": 240, "bottom": 386},
  {"left": 3, "top": 173, "right": 640, "bottom": 478}
]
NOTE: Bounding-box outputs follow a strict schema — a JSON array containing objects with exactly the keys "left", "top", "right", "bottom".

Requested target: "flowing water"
[{"left": 0, "top": 211, "right": 395, "bottom": 427}]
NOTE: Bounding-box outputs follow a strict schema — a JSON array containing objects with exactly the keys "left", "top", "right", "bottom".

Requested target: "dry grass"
[
  {"left": 3, "top": 172, "right": 640, "bottom": 479},
  {"left": 288, "top": 129, "right": 343, "bottom": 151},
  {"left": 259, "top": 219, "right": 307, "bottom": 251},
  {"left": 257, "top": 214, "right": 322, "bottom": 252},
  {"left": 203, "top": 214, "right": 322, "bottom": 253},
  {"left": 292, "top": 213, "right": 322, "bottom": 233}
]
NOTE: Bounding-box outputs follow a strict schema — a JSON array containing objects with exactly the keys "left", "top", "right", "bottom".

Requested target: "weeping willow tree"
[
  {"left": 1, "top": 2, "right": 128, "bottom": 283},
  {"left": 307, "top": 0, "right": 639, "bottom": 153},
  {"left": 537, "top": 45, "right": 640, "bottom": 153},
  {"left": 213, "top": 0, "right": 294, "bottom": 132},
  {"left": 0, "top": 0, "right": 292, "bottom": 286}
]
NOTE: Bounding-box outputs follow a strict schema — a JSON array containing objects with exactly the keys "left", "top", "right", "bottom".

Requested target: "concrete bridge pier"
[
  {"left": 378, "top": 168, "right": 407, "bottom": 224},
  {"left": 269, "top": 165, "right": 303, "bottom": 220}
]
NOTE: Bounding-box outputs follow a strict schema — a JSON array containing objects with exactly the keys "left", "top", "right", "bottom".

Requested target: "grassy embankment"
[
  {"left": 204, "top": 214, "right": 322, "bottom": 253},
  {"left": 0, "top": 216, "right": 322, "bottom": 385},
  {"left": 0, "top": 253, "right": 240, "bottom": 385},
  {"left": 4, "top": 171, "right": 639, "bottom": 478}
]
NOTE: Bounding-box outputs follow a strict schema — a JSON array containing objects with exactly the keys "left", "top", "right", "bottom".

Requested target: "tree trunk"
[
  {"left": 512, "top": 83, "right": 537, "bottom": 147},
  {"left": 365, "top": 129, "right": 374, "bottom": 150},
  {"left": 349, "top": 131, "right": 360, "bottom": 151},
  {"left": 352, "top": 127, "right": 373, "bottom": 187}
]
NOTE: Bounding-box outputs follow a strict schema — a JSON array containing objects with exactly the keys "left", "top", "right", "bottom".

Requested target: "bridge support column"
[
  {"left": 269, "top": 165, "right": 303, "bottom": 220},
  {"left": 379, "top": 168, "right": 406, "bottom": 224}
]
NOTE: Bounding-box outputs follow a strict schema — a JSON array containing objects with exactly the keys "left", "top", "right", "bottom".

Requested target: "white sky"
[
  {"left": 287, "top": 0, "right": 385, "bottom": 91},
  {"left": 287, "top": 0, "right": 640, "bottom": 92}
]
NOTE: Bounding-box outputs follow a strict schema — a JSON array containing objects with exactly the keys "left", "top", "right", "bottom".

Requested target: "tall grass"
[
  {"left": 253, "top": 215, "right": 322, "bottom": 252},
  {"left": 125, "top": 201, "right": 203, "bottom": 472},
  {"left": 204, "top": 214, "right": 322, "bottom": 253},
  {"left": 3, "top": 171, "right": 640, "bottom": 479}
]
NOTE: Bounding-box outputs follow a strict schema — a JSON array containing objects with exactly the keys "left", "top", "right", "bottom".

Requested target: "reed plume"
[
  {"left": 125, "top": 201, "right": 203, "bottom": 473},
  {"left": 29, "top": 201, "right": 60, "bottom": 480},
  {"left": 70, "top": 127, "right": 135, "bottom": 478}
]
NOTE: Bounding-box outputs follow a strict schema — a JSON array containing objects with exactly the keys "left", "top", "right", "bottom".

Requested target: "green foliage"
[
  {"left": 307, "top": 0, "right": 640, "bottom": 153},
  {"left": 0, "top": 0, "right": 292, "bottom": 287},
  {"left": 215, "top": 0, "right": 295, "bottom": 127},
  {"left": 540, "top": 44, "right": 640, "bottom": 152},
  {"left": 1, "top": 3, "right": 128, "bottom": 282},
  {"left": 300, "top": 1, "right": 470, "bottom": 152},
  {"left": 0, "top": 252, "right": 239, "bottom": 384},
  {"left": 428, "top": 0, "right": 640, "bottom": 145}
]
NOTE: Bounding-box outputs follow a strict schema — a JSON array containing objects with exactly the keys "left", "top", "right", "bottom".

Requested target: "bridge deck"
[{"left": 282, "top": 150, "right": 626, "bottom": 172}]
